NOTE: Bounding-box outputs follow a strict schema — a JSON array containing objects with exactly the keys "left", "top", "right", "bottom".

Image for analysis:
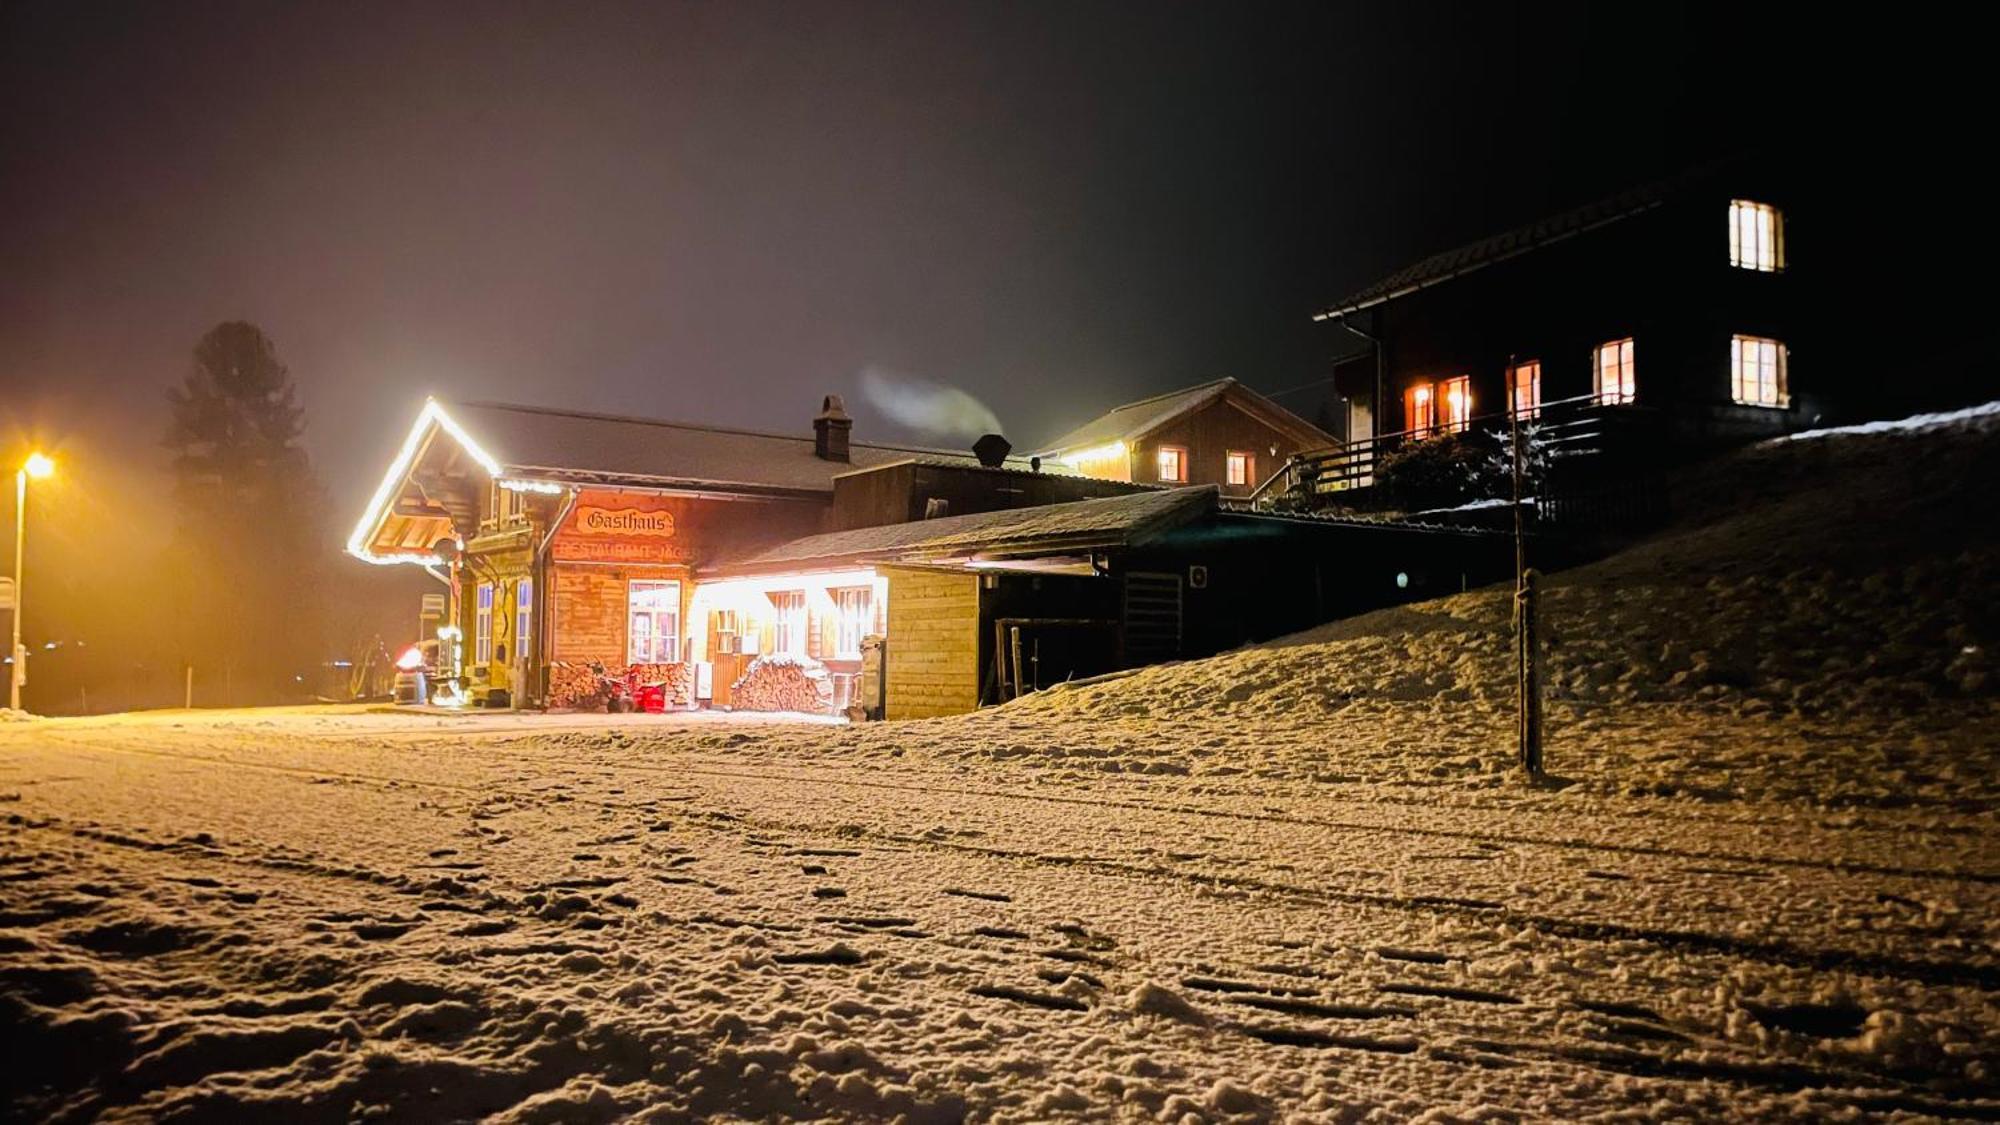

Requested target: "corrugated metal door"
[{"left": 1122, "top": 571, "right": 1183, "bottom": 666}]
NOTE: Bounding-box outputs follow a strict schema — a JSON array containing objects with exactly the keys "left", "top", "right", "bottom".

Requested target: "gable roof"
[
  {"left": 440, "top": 399, "right": 1032, "bottom": 497},
  {"left": 1312, "top": 178, "right": 1681, "bottom": 321},
  {"left": 1036, "top": 378, "right": 1335, "bottom": 457},
  {"left": 715, "top": 485, "right": 1218, "bottom": 574}
]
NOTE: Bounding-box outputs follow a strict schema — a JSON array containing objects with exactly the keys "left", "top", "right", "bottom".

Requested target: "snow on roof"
[
  {"left": 1036, "top": 378, "right": 1334, "bottom": 457},
  {"left": 444, "top": 400, "right": 1032, "bottom": 495},
  {"left": 719, "top": 485, "right": 1219, "bottom": 572}
]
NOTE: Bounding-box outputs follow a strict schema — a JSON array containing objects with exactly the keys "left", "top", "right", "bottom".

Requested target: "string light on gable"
[{"left": 346, "top": 398, "right": 506, "bottom": 565}]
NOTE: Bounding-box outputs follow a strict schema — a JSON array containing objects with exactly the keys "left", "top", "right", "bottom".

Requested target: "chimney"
[
  {"left": 814, "top": 394, "right": 852, "bottom": 462},
  {"left": 972, "top": 433, "right": 1012, "bottom": 468}
]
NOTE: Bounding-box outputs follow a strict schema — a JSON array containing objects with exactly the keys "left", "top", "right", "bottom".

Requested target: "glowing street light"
[{"left": 11, "top": 451, "right": 55, "bottom": 711}]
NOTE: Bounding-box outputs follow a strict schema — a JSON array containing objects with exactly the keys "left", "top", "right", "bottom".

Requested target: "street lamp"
[{"left": 10, "top": 452, "right": 54, "bottom": 711}]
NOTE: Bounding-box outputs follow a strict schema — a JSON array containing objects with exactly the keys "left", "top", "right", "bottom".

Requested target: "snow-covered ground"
[{"left": 3, "top": 407, "right": 1996, "bottom": 1122}]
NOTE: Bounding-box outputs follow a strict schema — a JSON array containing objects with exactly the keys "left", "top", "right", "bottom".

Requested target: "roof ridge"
[
  {"left": 1101, "top": 376, "right": 1235, "bottom": 414},
  {"left": 1313, "top": 167, "right": 1716, "bottom": 319},
  {"left": 448, "top": 398, "right": 994, "bottom": 460}
]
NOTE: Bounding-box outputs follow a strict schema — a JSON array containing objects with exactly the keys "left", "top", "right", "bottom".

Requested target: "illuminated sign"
[{"left": 574, "top": 507, "right": 676, "bottom": 538}]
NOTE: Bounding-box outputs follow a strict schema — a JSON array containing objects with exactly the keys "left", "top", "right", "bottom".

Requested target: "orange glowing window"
[
  {"left": 1507, "top": 360, "right": 1542, "bottom": 419},
  {"left": 1225, "top": 450, "right": 1254, "bottom": 486},
  {"left": 1731, "top": 335, "right": 1788, "bottom": 407},
  {"left": 1594, "top": 338, "right": 1636, "bottom": 405},
  {"left": 1156, "top": 445, "right": 1187, "bottom": 483},
  {"left": 1403, "top": 382, "right": 1435, "bottom": 438},
  {"left": 1729, "top": 200, "right": 1783, "bottom": 272},
  {"left": 1439, "top": 375, "right": 1472, "bottom": 433}
]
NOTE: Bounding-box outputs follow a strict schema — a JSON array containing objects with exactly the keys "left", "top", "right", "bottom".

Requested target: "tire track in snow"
[{"left": 23, "top": 732, "right": 2000, "bottom": 990}]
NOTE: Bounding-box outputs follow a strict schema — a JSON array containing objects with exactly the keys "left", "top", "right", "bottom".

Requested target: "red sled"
[{"left": 635, "top": 682, "right": 670, "bottom": 713}]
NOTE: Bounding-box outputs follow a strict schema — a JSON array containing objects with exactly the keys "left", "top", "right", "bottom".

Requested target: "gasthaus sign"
[
  {"left": 575, "top": 507, "right": 677, "bottom": 537},
  {"left": 553, "top": 496, "right": 688, "bottom": 563}
]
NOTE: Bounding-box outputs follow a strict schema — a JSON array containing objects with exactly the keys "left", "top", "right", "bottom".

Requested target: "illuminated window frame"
[
  {"left": 769, "top": 590, "right": 807, "bottom": 657},
  {"left": 475, "top": 583, "right": 494, "bottom": 664},
  {"left": 1507, "top": 360, "right": 1542, "bottom": 420},
  {"left": 1155, "top": 445, "right": 1187, "bottom": 483},
  {"left": 515, "top": 578, "right": 533, "bottom": 658},
  {"left": 832, "top": 586, "right": 872, "bottom": 660},
  {"left": 1404, "top": 382, "right": 1435, "bottom": 439},
  {"left": 1731, "top": 335, "right": 1788, "bottom": 407},
  {"left": 1729, "top": 200, "right": 1783, "bottom": 272},
  {"left": 1224, "top": 450, "right": 1254, "bottom": 487},
  {"left": 629, "top": 580, "right": 682, "bottom": 665},
  {"left": 1594, "top": 338, "right": 1636, "bottom": 405},
  {"left": 1439, "top": 375, "right": 1472, "bottom": 433}
]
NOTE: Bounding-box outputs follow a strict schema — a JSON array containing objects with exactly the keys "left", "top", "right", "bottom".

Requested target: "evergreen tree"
[{"left": 164, "top": 322, "right": 325, "bottom": 703}]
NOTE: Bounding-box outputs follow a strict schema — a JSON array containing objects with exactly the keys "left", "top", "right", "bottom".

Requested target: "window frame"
[
  {"left": 1224, "top": 450, "right": 1255, "bottom": 487},
  {"left": 832, "top": 586, "right": 872, "bottom": 660},
  {"left": 627, "top": 579, "right": 682, "bottom": 665},
  {"left": 1730, "top": 334, "right": 1789, "bottom": 408},
  {"left": 474, "top": 583, "right": 494, "bottom": 664},
  {"left": 1438, "top": 375, "right": 1472, "bottom": 433},
  {"left": 1403, "top": 381, "right": 1436, "bottom": 439},
  {"left": 1593, "top": 338, "right": 1637, "bottom": 405},
  {"left": 1728, "top": 199, "right": 1783, "bottom": 272},
  {"left": 1154, "top": 444, "right": 1188, "bottom": 483},
  {"left": 769, "top": 590, "right": 807, "bottom": 657},
  {"left": 1507, "top": 360, "right": 1542, "bottom": 420},
  {"left": 514, "top": 578, "right": 533, "bottom": 662}
]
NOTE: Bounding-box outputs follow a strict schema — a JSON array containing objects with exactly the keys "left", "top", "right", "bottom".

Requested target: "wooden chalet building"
[
  {"left": 349, "top": 394, "right": 1501, "bottom": 717},
  {"left": 1035, "top": 378, "right": 1337, "bottom": 498},
  {"left": 1274, "top": 166, "right": 1808, "bottom": 503}
]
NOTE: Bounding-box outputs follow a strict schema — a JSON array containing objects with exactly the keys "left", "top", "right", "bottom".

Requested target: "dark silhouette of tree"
[{"left": 163, "top": 322, "right": 325, "bottom": 703}]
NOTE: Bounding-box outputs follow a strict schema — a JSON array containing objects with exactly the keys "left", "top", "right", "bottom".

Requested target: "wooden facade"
[
  {"left": 1036, "top": 378, "right": 1338, "bottom": 498},
  {"left": 880, "top": 565, "right": 981, "bottom": 719}
]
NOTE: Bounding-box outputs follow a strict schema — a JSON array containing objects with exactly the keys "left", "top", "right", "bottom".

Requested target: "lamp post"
[{"left": 11, "top": 452, "right": 54, "bottom": 712}]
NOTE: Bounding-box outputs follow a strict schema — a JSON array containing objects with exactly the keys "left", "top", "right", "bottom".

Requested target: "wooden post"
[
  {"left": 184, "top": 665, "right": 193, "bottom": 710},
  {"left": 1009, "top": 626, "right": 1025, "bottom": 700},
  {"left": 1517, "top": 568, "right": 1543, "bottom": 778}
]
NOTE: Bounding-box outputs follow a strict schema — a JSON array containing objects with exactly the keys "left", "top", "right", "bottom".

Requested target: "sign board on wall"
[{"left": 552, "top": 492, "right": 695, "bottom": 564}]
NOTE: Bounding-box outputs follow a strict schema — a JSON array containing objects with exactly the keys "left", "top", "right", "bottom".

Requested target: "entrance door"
[{"left": 1122, "top": 571, "right": 1183, "bottom": 666}]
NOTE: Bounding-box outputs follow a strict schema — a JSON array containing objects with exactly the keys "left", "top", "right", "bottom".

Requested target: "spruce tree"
[{"left": 164, "top": 322, "right": 324, "bottom": 703}]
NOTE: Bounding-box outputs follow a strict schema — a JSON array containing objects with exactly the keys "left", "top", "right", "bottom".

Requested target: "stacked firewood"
[
  {"left": 730, "top": 654, "right": 835, "bottom": 713},
  {"left": 549, "top": 663, "right": 605, "bottom": 710},
  {"left": 629, "top": 662, "right": 692, "bottom": 708}
]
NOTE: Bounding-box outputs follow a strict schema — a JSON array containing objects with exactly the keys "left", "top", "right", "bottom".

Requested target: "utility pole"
[{"left": 1508, "top": 362, "right": 1543, "bottom": 779}]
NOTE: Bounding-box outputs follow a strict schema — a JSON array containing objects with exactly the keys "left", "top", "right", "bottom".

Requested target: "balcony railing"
[{"left": 1249, "top": 393, "right": 1660, "bottom": 509}]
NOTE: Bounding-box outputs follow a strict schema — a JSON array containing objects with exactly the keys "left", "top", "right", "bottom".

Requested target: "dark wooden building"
[{"left": 1290, "top": 166, "right": 1808, "bottom": 499}]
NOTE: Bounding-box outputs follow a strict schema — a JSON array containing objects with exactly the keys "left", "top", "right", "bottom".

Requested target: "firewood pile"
[
  {"left": 629, "top": 662, "right": 692, "bottom": 707},
  {"left": 730, "top": 654, "right": 834, "bottom": 713},
  {"left": 549, "top": 663, "right": 607, "bottom": 710}
]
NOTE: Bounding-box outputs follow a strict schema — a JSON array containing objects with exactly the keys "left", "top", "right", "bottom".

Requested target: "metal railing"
[{"left": 1250, "top": 393, "right": 1660, "bottom": 508}]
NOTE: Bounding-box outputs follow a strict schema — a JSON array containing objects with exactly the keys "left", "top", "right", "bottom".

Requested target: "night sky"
[{"left": 0, "top": 1, "right": 1977, "bottom": 553}]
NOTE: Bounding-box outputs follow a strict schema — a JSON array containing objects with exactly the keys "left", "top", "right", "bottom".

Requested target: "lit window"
[
  {"left": 628, "top": 580, "right": 682, "bottom": 664},
  {"left": 1507, "top": 360, "right": 1542, "bottom": 419},
  {"left": 475, "top": 584, "right": 494, "bottom": 664},
  {"left": 1225, "top": 450, "right": 1254, "bottom": 487},
  {"left": 833, "top": 587, "right": 872, "bottom": 659},
  {"left": 1731, "top": 335, "right": 1788, "bottom": 407},
  {"left": 515, "top": 578, "right": 533, "bottom": 659},
  {"left": 1439, "top": 375, "right": 1472, "bottom": 433},
  {"left": 769, "top": 590, "right": 807, "bottom": 656},
  {"left": 1404, "top": 382, "right": 1435, "bottom": 438},
  {"left": 1729, "top": 200, "right": 1783, "bottom": 272},
  {"left": 1155, "top": 446, "right": 1187, "bottom": 483},
  {"left": 1594, "top": 338, "right": 1636, "bottom": 405}
]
